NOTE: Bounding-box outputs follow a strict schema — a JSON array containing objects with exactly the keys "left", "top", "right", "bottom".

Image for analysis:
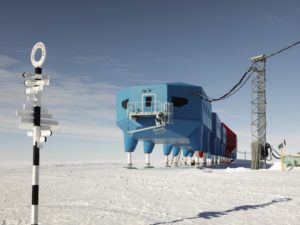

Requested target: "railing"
[{"left": 127, "top": 101, "right": 173, "bottom": 125}]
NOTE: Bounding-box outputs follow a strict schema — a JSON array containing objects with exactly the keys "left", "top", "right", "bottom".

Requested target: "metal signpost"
[{"left": 17, "top": 42, "right": 58, "bottom": 225}]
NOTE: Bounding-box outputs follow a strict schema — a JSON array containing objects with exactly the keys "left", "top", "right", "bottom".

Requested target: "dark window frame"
[
  {"left": 171, "top": 96, "right": 188, "bottom": 107},
  {"left": 145, "top": 96, "right": 152, "bottom": 107},
  {"left": 122, "top": 99, "right": 129, "bottom": 109}
]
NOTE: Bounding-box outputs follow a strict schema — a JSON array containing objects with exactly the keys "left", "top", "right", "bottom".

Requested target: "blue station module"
[{"left": 116, "top": 83, "right": 214, "bottom": 166}]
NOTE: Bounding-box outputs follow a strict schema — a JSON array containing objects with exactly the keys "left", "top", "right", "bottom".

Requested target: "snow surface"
[{"left": 0, "top": 160, "right": 299, "bottom": 225}]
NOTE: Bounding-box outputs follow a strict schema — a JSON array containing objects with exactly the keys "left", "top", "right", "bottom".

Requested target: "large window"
[{"left": 172, "top": 96, "right": 188, "bottom": 107}]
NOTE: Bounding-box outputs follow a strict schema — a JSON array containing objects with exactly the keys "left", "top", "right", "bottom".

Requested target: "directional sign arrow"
[
  {"left": 25, "top": 86, "right": 43, "bottom": 94},
  {"left": 40, "top": 137, "right": 47, "bottom": 143},
  {"left": 24, "top": 79, "right": 49, "bottom": 87},
  {"left": 23, "top": 72, "right": 48, "bottom": 80},
  {"left": 17, "top": 110, "right": 53, "bottom": 119},
  {"left": 23, "top": 72, "right": 35, "bottom": 79},
  {"left": 24, "top": 135, "right": 47, "bottom": 143},
  {"left": 27, "top": 130, "right": 52, "bottom": 137},
  {"left": 20, "top": 117, "right": 58, "bottom": 126},
  {"left": 18, "top": 124, "right": 53, "bottom": 131}
]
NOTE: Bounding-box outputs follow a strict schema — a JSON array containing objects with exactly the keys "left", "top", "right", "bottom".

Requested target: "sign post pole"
[
  {"left": 17, "top": 42, "right": 58, "bottom": 225},
  {"left": 31, "top": 67, "right": 42, "bottom": 225}
]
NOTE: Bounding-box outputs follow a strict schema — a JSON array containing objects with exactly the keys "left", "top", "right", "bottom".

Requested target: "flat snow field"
[{"left": 0, "top": 160, "right": 299, "bottom": 225}]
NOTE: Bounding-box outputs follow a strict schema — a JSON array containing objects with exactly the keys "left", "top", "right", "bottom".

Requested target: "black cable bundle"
[{"left": 200, "top": 39, "right": 300, "bottom": 102}]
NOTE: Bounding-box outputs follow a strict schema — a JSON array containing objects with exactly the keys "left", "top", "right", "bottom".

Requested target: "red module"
[{"left": 221, "top": 123, "right": 237, "bottom": 158}]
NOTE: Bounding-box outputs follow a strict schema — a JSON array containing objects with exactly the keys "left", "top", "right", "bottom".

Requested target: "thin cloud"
[
  {"left": 0, "top": 67, "right": 24, "bottom": 132},
  {"left": 0, "top": 54, "right": 166, "bottom": 142},
  {"left": 75, "top": 54, "right": 137, "bottom": 68},
  {"left": 58, "top": 123, "right": 122, "bottom": 141},
  {"left": 75, "top": 55, "right": 118, "bottom": 65},
  {"left": 0, "top": 55, "right": 19, "bottom": 68},
  {"left": 153, "top": 57, "right": 194, "bottom": 64},
  {"left": 0, "top": 57, "right": 123, "bottom": 141},
  {"left": 265, "top": 14, "right": 281, "bottom": 23},
  {"left": 39, "top": 76, "right": 122, "bottom": 140}
]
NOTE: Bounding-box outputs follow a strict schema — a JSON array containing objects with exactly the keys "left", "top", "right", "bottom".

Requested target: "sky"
[{"left": 0, "top": 0, "right": 299, "bottom": 162}]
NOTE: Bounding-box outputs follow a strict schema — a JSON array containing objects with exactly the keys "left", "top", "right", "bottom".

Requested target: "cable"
[
  {"left": 272, "top": 150, "right": 281, "bottom": 160},
  {"left": 210, "top": 69, "right": 253, "bottom": 102},
  {"left": 265, "top": 143, "right": 272, "bottom": 161},
  {"left": 266, "top": 40, "right": 300, "bottom": 59},
  {"left": 216, "top": 71, "right": 252, "bottom": 101},
  {"left": 198, "top": 63, "right": 255, "bottom": 102},
  {"left": 265, "top": 142, "right": 282, "bottom": 160},
  {"left": 271, "top": 148, "right": 282, "bottom": 159},
  {"left": 199, "top": 39, "right": 300, "bottom": 102}
]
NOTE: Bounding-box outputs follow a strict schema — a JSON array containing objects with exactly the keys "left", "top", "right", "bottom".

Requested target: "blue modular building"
[
  {"left": 116, "top": 82, "right": 237, "bottom": 167},
  {"left": 116, "top": 83, "right": 213, "bottom": 166}
]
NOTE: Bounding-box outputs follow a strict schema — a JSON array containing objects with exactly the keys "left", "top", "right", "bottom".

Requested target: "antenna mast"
[{"left": 250, "top": 54, "right": 267, "bottom": 169}]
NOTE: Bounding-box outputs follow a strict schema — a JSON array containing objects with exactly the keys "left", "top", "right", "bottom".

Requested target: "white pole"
[
  {"left": 18, "top": 43, "right": 58, "bottom": 225},
  {"left": 31, "top": 68, "right": 42, "bottom": 225},
  {"left": 170, "top": 156, "right": 175, "bottom": 165},
  {"left": 189, "top": 157, "right": 194, "bottom": 166},
  {"left": 145, "top": 153, "right": 150, "bottom": 166},
  {"left": 203, "top": 153, "right": 207, "bottom": 166},
  {"left": 195, "top": 155, "right": 200, "bottom": 165},
  {"left": 164, "top": 155, "right": 169, "bottom": 166},
  {"left": 127, "top": 152, "right": 132, "bottom": 167},
  {"left": 175, "top": 156, "right": 179, "bottom": 166},
  {"left": 175, "top": 149, "right": 181, "bottom": 166},
  {"left": 183, "top": 156, "right": 187, "bottom": 165},
  {"left": 207, "top": 157, "right": 211, "bottom": 166}
]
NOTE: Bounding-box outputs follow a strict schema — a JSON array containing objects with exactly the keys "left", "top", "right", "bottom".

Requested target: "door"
[{"left": 143, "top": 94, "right": 155, "bottom": 112}]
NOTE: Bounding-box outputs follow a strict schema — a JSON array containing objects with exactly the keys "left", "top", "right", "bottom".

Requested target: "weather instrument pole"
[{"left": 17, "top": 42, "right": 58, "bottom": 225}]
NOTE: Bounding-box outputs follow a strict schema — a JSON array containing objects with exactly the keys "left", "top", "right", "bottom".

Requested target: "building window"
[
  {"left": 172, "top": 96, "right": 188, "bottom": 107},
  {"left": 122, "top": 99, "right": 129, "bottom": 109},
  {"left": 145, "top": 96, "right": 152, "bottom": 107}
]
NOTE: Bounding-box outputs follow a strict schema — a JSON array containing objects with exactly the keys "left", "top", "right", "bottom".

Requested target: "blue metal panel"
[
  {"left": 209, "top": 136, "right": 218, "bottom": 155},
  {"left": 212, "top": 113, "right": 221, "bottom": 138},
  {"left": 220, "top": 126, "right": 226, "bottom": 156},
  {"left": 189, "top": 127, "right": 203, "bottom": 150},
  {"left": 163, "top": 144, "right": 172, "bottom": 156},
  {"left": 202, "top": 127, "right": 211, "bottom": 153},
  {"left": 210, "top": 113, "right": 221, "bottom": 155},
  {"left": 123, "top": 134, "right": 138, "bottom": 153},
  {"left": 232, "top": 149, "right": 237, "bottom": 160},
  {"left": 182, "top": 148, "right": 189, "bottom": 157},
  {"left": 172, "top": 146, "right": 180, "bottom": 156},
  {"left": 144, "top": 140, "right": 155, "bottom": 154},
  {"left": 188, "top": 150, "right": 194, "bottom": 157}
]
